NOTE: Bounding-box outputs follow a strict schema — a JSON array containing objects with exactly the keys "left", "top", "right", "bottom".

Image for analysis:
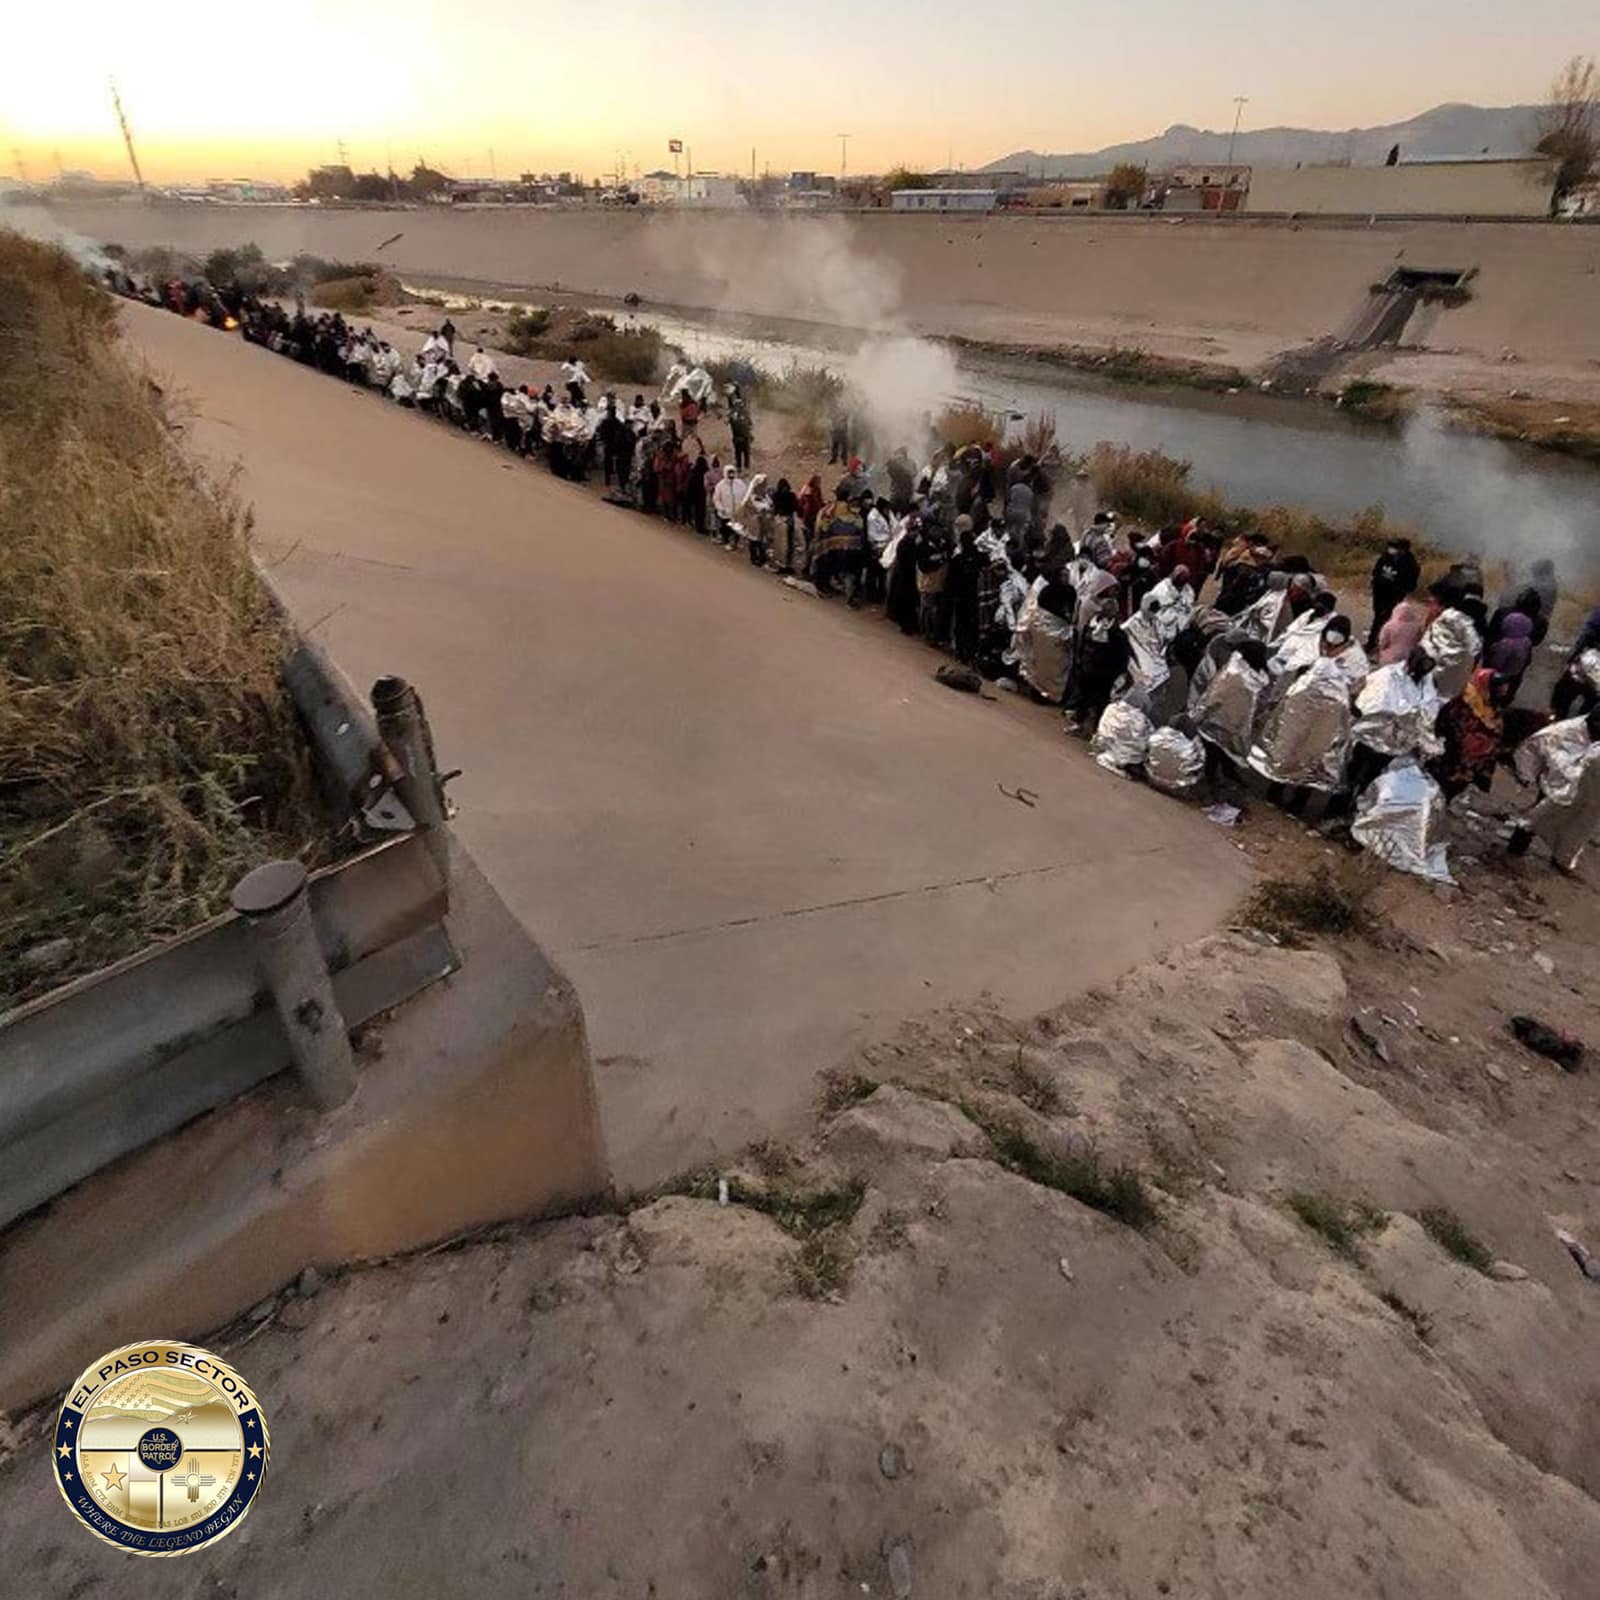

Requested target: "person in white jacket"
[
  {"left": 561, "top": 356, "right": 592, "bottom": 404},
  {"left": 710, "top": 466, "right": 747, "bottom": 549},
  {"left": 467, "top": 346, "right": 496, "bottom": 382}
]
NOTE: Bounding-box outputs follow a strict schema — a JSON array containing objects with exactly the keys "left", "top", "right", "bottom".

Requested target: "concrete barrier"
[
  {"left": 0, "top": 637, "right": 610, "bottom": 1411},
  {"left": 0, "top": 835, "right": 608, "bottom": 1412}
]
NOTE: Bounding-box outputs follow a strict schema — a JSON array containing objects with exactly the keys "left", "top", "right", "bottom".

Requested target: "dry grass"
[
  {"left": 1087, "top": 442, "right": 1432, "bottom": 581},
  {"left": 935, "top": 402, "right": 1002, "bottom": 450},
  {"left": 1443, "top": 394, "right": 1600, "bottom": 466},
  {"left": 1288, "top": 1190, "right": 1388, "bottom": 1260},
  {"left": 310, "top": 271, "right": 403, "bottom": 313},
  {"left": 0, "top": 230, "right": 325, "bottom": 1003},
  {"left": 1242, "top": 864, "right": 1374, "bottom": 946}
]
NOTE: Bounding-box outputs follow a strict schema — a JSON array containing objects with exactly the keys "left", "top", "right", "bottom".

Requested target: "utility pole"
[
  {"left": 838, "top": 132, "right": 850, "bottom": 182},
  {"left": 1226, "top": 96, "right": 1248, "bottom": 169},
  {"left": 336, "top": 138, "right": 349, "bottom": 169},
  {"left": 110, "top": 80, "right": 147, "bottom": 197},
  {"left": 12, "top": 147, "right": 29, "bottom": 185}
]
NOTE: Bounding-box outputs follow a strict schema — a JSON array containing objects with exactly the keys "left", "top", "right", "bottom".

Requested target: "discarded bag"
[
  {"left": 1508, "top": 1014, "right": 1585, "bottom": 1072},
  {"left": 1350, "top": 756, "right": 1454, "bottom": 884},
  {"left": 1145, "top": 727, "right": 1205, "bottom": 795},
  {"left": 935, "top": 663, "right": 983, "bottom": 694}
]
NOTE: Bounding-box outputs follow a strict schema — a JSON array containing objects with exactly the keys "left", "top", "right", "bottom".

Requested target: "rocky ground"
[{"left": 4, "top": 798, "right": 1597, "bottom": 1596}]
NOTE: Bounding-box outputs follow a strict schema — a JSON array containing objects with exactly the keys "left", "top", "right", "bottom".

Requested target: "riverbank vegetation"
[
  {"left": 1084, "top": 443, "right": 1431, "bottom": 581},
  {"left": 1443, "top": 393, "right": 1600, "bottom": 466},
  {"left": 0, "top": 233, "right": 323, "bottom": 1004}
]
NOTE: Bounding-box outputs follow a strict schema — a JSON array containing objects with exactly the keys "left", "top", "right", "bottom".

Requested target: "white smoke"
[
  {"left": 845, "top": 335, "right": 960, "bottom": 453},
  {"left": 1400, "top": 406, "right": 1597, "bottom": 579},
  {"left": 648, "top": 212, "right": 959, "bottom": 451},
  {"left": 2, "top": 205, "right": 116, "bottom": 275}
]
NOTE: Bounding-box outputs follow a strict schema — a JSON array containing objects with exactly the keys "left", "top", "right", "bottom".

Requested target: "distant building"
[
  {"left": 204, "top": 179, "right": 292, "bottom": 203},
  {"left": 638, "top": 173, "right": 745, "bottom": 207},
  {"left": 931, "top": 169, "right": 1033, "bottom": 191},
  {"left": 1013, "top": 181, "right": 1106, "bottom": 211},
  {"left": 890, "top": 188, "right": 997, "bottom": 213},
  {"left": 1160, "top": 163, "right": 1249, "bottom": 212},
  {"left": 1246, "top": 157, "right": 1555, "bottom": 218}
]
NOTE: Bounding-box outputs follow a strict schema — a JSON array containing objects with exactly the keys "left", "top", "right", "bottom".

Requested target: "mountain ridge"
[{"left": 983, "top": 102, "right": 1544, "bottom": 177}]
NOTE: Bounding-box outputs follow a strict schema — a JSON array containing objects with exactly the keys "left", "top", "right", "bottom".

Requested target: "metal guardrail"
[
  {"left": 0, "top": 647, "right": 461, "bottom": 1232},
  {"left": 0, "top": 834, "right": 455, "bottom": 1229}
]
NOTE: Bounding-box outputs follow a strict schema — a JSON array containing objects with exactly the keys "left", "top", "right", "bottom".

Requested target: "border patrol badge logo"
[{"left": 51, "top": 1340, "right": 270, "bottom": 1555}]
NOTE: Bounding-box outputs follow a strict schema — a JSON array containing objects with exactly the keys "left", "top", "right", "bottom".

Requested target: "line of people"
[{"left": 117, "top": 271, "right": 1600, "bottom": 883}]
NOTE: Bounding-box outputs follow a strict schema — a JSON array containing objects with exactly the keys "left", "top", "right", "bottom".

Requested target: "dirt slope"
[{"left": 6, "top": 913, "right": 1598, "bottom": 1598}]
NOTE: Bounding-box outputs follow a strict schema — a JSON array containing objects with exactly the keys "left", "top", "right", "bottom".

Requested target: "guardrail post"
[
  {"left": 231, "top": 860, "right": 357, "bottom": 1110},
  {"left": 372, "top": 676, "right": 451, "bottom": 881}
]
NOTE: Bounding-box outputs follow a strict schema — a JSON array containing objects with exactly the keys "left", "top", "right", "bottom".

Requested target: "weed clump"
[
  {"left": 1242, "top": 864, "right": 1372, "bottom": 945},
  {"left": 818, "top": 1069, "right": 878, "bottom": 1116},
  {"left": 967, "top": 1107, "right": 1156, "bottom": 1230},
  {"left": 1379, "top": 1289, "right": 1434, "bottom": 1341},
  {"left": 1416, "top": 1207, "right": 1494, "bottom": 1274},
  {"left": 1287, "top": 1190, "right": 1388, "bottom": 1260}
]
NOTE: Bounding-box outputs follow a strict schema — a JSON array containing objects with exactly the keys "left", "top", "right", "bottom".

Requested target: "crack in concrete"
[{"left": 568, "top": 842, "right": 1183, "bottom": 954}]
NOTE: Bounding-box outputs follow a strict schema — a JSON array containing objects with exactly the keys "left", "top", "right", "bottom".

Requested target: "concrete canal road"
[{"left": 125, "top": 303, "right": 1251, "bottom": 1187}]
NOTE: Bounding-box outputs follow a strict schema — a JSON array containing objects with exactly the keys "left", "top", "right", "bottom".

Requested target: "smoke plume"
[{"left": 649, "top": 212, "right": 959, "bottom": 449}]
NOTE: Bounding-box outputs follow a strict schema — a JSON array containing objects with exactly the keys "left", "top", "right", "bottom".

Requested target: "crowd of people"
[{"left": 114, "top": 267, "right": 1600, "bottom": 884}]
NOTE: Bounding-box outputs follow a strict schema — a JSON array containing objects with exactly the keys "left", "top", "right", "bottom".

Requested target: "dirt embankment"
[
  {"left": 5, "top": 799, "right": 1599, "bottom": 1596},
  {"left": 30, "top": 200, "right": 1600, "bottom": 403}
]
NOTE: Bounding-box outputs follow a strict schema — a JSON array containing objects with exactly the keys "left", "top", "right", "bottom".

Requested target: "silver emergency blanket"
[
  {"left": 1247, "top": 658, "right": 1354, "bottom": 790},
  {"left": 1146, "top": 579, "right": 1195, "bottom": 645},
  {"left": 1351, "top": 757, "right": 1454, "bottom": 884},
  {"left": 1091, "top": 698, "right": 1153, "bottom": 775},
  {"left": 1420, "top": 609, "right": 1481, "bottom": 700},
  {"left": 1515, "top": 715, "right": 1599, "bottom": 808},
  {"left": 1124, "top": 608, "right": 1171, "bottom": 692},
  {"left": 1351, "top": 664, "right": 1444, "bottom": 758},
  {"left": 1576, "top": 648, "right": 1600, "bottom": 693},
  {"left": 1145, "top": 727, "right": 1206, "bottom": 795},
  {"left": 1195, "top": 654, "right": 1270, "bottom": 763},
  {"left": 1071, "top": 566, "right": 1121, "bottom": 630},
  {"left": 1237, "top": 586, "right": 1291, "bottom": 642},
  {"left": 1269, "top": 611, "right": 1328, "bottom": 678},
  {"left": 1011, "top": 585, "right": 1075, "bottom": 702},
  {"left": 1515, "top": 717, "right": 1600, "bottom": 870}
]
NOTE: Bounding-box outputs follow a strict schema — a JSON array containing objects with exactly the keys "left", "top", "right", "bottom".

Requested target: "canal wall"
[{"left": 24, "top": 201, "right": 1600, "bottom": 377}]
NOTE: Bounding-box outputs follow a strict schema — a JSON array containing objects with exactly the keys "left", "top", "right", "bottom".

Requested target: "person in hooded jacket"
[
  {"left": 1067, "top": 595, "right": 1133, "bottom": 734},
  {"left": 1366, "top": 538, "right": 1421, "bottom": 648}
]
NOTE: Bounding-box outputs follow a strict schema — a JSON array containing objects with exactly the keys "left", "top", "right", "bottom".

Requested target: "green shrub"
[
  {"left": 967, "top": 1108, "right": 1156, "bottom": 1230},
  {"left": 504, "top": 305, "right": 551, "bottom": 354},
  {"left": 1288, "top": 1191, "right": 1388, "bottom": 1260},
  {"left": 1416, "top": 1207, "right": 1493, "bottom": 1274}
]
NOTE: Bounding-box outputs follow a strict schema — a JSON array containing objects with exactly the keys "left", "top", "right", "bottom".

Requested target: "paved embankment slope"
[{"left": 122, "top": 303, "right": 1248, "bottom": 1187}]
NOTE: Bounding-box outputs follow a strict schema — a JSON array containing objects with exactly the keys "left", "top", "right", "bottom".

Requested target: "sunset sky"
[{"left": 7, "top": 2, "right": 1593, "bottom": 184}]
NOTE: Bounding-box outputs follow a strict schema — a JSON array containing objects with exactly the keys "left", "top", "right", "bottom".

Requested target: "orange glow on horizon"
[{"left": 5, "top": 2, "right": 1590, "bottom": 187}]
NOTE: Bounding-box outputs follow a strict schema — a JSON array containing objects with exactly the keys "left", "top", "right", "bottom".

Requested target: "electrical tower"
[
  {"left": 12, "top": 148, "right": 28, "bottom": 185},
  {"left": 109, "top": 79, "right": 147, "bottom": 197}
]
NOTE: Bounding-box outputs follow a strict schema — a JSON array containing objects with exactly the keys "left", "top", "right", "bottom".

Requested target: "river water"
[{"left": 412, "top": 280, "right": 1598, "bottom": 573}]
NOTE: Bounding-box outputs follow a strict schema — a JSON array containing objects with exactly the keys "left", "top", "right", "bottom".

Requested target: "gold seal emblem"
[{"left": 51, "top": 1340, "right": 270, "bottom": 1556}]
